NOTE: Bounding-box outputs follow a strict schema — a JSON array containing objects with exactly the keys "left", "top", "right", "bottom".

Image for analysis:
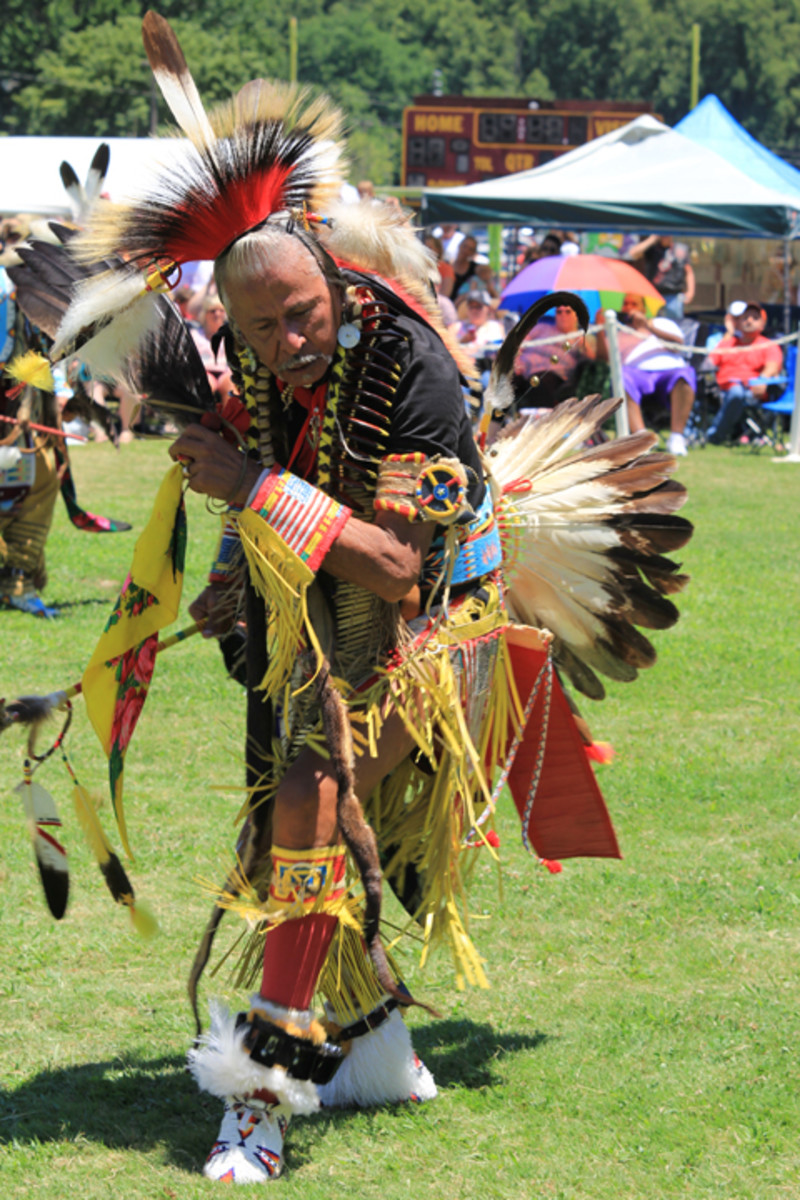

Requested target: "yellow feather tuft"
[
  {"left": 6, "top": 352, "right": 55, "bottom": 393},
  {"left": 128, "top": 900, "right": 159, "bottom": 939},
  {"left": 72, "top": 784, "right": 112, "bottom": 865}
]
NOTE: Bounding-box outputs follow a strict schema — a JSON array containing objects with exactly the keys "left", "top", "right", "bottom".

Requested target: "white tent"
[
  {"left": 0, "top": 136, "right": 186, "bottom": 216},
  {"left": 423, "top": 116, "right": 800, "bottom": 239}
]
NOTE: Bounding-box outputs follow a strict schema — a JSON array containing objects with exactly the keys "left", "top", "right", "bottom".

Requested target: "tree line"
[{"left": 2, "top": 0, "right": 799, "bottom": 183}]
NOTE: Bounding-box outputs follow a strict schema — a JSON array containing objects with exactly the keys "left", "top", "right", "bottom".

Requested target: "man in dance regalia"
[{"left": 38, "top": 13, "right": 692, "bottom": 1182}]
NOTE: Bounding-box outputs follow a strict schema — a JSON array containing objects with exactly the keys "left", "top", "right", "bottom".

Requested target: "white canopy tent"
[
  {"left": 422, "top": 116, "right": 800, "bottom": 239},
  {"left": 0, "top": 136, "right": 186, "bottom": 216}
]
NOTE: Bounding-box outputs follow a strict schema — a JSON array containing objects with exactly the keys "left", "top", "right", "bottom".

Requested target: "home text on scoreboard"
[{"left": 402, "top": 96, "right": 655, "bottom": 189}]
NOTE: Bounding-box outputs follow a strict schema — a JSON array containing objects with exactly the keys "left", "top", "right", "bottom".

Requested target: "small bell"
[
  {"left": 550, "top": 353, "right": 560, "bottom": 364},
  {"left": 337, "top": 323, "right": 361, "bottom": 349},
  {"left": 530, "top": 374, "right": 541, "bottom": 386}
]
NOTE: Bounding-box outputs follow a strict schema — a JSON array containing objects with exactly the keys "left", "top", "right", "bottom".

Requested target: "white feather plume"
[
  {"left": 50, "top": 268, "right": 160, "bottom": 376},
  {"left": 321, "top": 199, "right": 438, "bottom": 289}
]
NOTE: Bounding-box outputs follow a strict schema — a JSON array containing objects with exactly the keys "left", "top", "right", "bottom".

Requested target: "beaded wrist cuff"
[{"left": 248, "top": 467, "right": 351, "bottom": 573}]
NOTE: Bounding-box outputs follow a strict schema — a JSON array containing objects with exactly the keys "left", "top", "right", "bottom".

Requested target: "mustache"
[{"left": 276, "top": 351, "right": 333, "bottom": 374}]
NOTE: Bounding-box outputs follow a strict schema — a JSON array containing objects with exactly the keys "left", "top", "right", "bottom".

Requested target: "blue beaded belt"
[{"left": 450, "top": 492, "right": 503, "bottom": 585}]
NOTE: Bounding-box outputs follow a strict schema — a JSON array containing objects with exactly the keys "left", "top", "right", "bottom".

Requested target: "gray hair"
[{"left": 214, "top": 217, "right": 344, "bottom": 310}]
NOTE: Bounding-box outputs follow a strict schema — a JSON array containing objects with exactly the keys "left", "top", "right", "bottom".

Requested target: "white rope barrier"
[{"left": 498, "top": 322, "right": 800, "bottom": 358}]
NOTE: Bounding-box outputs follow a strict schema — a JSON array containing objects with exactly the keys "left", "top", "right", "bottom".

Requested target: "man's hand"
[
  {"left": 189, "top": 583, "right": 239, "bottom": 639},
  {"left": 170, "top": 423, "right": 261, "bottom": 507}
]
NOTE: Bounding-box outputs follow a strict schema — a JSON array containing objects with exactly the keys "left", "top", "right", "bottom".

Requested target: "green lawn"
[{"left": 1, "top": 439, "right": 799, "bottom": 1199}]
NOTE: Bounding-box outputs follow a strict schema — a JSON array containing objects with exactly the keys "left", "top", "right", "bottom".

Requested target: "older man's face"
[{"left": 223, "top": 238, "right": 340, "bottom": 386}]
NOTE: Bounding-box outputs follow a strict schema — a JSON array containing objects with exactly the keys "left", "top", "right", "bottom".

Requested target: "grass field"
[{"left": 1, "top": 438, "right": 799, "bottom": 1200}]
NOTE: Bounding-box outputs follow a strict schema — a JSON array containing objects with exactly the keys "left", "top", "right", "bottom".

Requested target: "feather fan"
[
  {"left": 488, "top": 393, "right": 692, "bottom": 700},
  {"left": 9, "top": 234, "right": 215, "bottom": 428}
]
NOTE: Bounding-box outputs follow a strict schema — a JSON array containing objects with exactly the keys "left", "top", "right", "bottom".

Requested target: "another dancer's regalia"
[
  {"left": 0, "top": 149, "right": 130, "bottom": 618},
  {"left": 5, "top": 12, "right": 692, "bottom": 1183}
]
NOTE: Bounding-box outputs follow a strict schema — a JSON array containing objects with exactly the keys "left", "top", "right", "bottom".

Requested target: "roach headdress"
[
  {"left": 50, "top": 11, "right": 347, "bottom": 368},
  {"left": 80, "top": 13, "right": 346, "bottom": 269}
]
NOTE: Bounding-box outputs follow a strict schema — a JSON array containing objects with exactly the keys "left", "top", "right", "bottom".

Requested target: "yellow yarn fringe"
[
  {"left": 236, "top": 507, "right": 326, "bottom": 710},
  {"left": 210, "top": 577, "right": 518, "bottom": 994}
]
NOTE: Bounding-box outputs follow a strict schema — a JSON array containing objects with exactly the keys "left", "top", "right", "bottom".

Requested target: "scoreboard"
[{"left": 402, "top": 96, "right": 655, "bottom": 189}]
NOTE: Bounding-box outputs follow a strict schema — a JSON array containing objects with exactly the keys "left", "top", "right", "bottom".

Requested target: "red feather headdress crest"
[{"left": 49, "top": 12, "right": 346, "bottom": 367}]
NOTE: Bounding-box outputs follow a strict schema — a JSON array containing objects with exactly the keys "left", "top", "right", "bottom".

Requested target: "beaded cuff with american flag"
[{"left": 247, "top": 467, "right": 351, "bottom": 572}]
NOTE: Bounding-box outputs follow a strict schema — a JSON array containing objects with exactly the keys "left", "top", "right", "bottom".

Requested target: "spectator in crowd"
[
  {"left": 596, "top": 293, "right": 696, "bottom": 456},
  {"left": 518, "top": 231, "right": 563, "bottom": 269},
  {"left": 172, "top": 283, "right": 197, "bottom": 323},
  {"left": 451, "top": 234, "right": 479, "bottom": 297},
  {"left": 627, "top": 235, "right": 695, "bottom": 321},
  {"left": 191, "top": 294, "right": 233, "bottom": 398},
  {"left": 514, "top": 302, "right": 592, "bottom": 408},
  {"left": 356, "top": 180, "right": 376, "bottom": 201},
  {"left": 706, "top": 300, "right": 783, "bottom": 444},
  {"left": 424, "top": 234, "right": 456, "bottom": 299},
  {"left": 454, "top": 254, "right": 499, "bottom": 302},
  {"left": 454, "top": 286, "right": 505, "bottom": 353},
  {"left": 438, "top": 223, "right": 465, "bottom": 262}
]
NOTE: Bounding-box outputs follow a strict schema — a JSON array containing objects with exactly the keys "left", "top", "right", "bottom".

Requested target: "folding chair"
[{"left": 761, "top": 342, "right": 796, "bottom": 449}]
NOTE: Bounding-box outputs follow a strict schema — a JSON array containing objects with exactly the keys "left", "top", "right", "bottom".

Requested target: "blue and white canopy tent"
[{"left": 676, "top": 95, "right": 800, "bottom": 330}]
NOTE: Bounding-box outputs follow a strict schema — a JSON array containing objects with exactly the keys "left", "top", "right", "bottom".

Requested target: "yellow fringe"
[
  {"left": 212, "top": 579, "right": 517, "bottom": 994},
  {"left": 236, "top": 508, "right": 326, "bottom": 702}
]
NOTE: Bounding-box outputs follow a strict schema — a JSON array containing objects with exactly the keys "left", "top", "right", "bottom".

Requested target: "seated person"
[
  {"left": 514, "top": 302, "right": 593, "bottom": 408},
  {"left": 191, "top": 294, "right": 233, "bottom": 399},
  {"left": 596, "top": 294, "right": 696, "bottom": 456},
  {"left": 453, "top": 255, "right": 499, "bottom": 302},
  {"left": 454, "top": 287, "right": 505, "bottom": 355},
  {"left": 706, "top": 300, "right": 783, "bottom": 444}
]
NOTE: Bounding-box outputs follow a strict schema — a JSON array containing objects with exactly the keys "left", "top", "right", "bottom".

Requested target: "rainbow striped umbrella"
[{"left": 501, "top": 253, "right": 665, "bottom": 318}]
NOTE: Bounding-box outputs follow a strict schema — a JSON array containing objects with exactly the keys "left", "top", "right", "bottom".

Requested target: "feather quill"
[
  {"left": 59, "top": 161, "right": 83, "bottom": 222},
  {"left": 15, "top": 774, "right": 69, "bottom": 919},
  {"left": 83, "top": 143, "right": 110, "bottom": 209},
  {"left": 142, "top": 10, "right": 215, "bottom": 148}
]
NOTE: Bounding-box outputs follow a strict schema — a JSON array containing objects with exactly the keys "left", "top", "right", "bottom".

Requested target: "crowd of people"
[
  {"left": 422, "top": 222, "right": 787, "bottom": 454},
  {"left": 1, "top": 199, "right": 787, "bottom": 621}
]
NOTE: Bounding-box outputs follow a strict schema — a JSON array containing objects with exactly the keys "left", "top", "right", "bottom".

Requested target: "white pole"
[{"left": 604, "top": 310, "right": 630, "bottom": 437}]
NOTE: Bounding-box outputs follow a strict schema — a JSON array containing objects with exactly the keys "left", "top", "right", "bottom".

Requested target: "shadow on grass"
[
  {"left": 48, "top": 597, "right": 115, "bottom": 610},
  {"left": 412, "top": 1016, "right": 552, "bottom": 1089},
  {"left": 0, "top": 1019, "right": 550, "bottom": 1171},
  {"left": 0, "top": 1053, "right": 211, "bottom": 1170}
]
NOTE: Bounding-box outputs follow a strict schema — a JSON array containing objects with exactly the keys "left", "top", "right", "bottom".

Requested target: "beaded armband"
[
  {"left": 374, "top": 453, "right": 473, "bottom": 525},
  {"left": 245, "top": 467, "right": 351, "bottom": 573},
  {"left": 208, "top": 506, "right": 243, "bottom": 584}
]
